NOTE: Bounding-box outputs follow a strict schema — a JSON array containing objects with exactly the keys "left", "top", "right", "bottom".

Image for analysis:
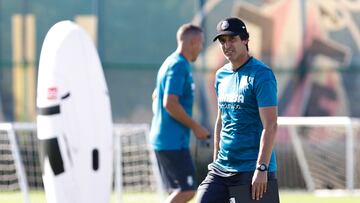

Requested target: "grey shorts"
[{"left": 155, "top": 149, "right": 197, "bottom": 192}]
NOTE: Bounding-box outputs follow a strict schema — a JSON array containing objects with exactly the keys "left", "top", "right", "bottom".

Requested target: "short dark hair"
[{"left": 177, "top": 23, "right": 203, "bottom": 42}]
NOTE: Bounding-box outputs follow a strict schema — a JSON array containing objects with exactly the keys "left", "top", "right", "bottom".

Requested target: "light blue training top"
[
  {"left": 211, "top": 57, "right": 278, "bottom": 172},
  {"left": 150, "top": 52, "right": 195, "bottom": 150}
]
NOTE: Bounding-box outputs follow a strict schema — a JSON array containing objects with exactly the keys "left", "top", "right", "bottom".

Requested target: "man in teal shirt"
[
  {"left": 150, "top": 23, "right": 209, "bottom": 203},
  {"left": 197, "top": 17, "right": 279, "bottom": 203}
]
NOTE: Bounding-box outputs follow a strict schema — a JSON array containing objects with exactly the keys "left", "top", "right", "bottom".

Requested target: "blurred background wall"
[
  {"left": 2, "top": 0, "right": 360, "bottom": 122},
  {"left": 0, "top": 0, "right": 199, "bottom": 122}
]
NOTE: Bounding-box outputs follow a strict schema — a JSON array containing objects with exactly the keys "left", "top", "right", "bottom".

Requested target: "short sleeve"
[
  {"left": 164, "top": 62, "right": 187, "bottom": 96},
  {"left": 254, "top": 69, "right": 277, "bottom": 107}
]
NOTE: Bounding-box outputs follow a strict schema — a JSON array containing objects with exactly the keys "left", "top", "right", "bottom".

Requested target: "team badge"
[{"left": 221, "top": 20, "right": 229, "bottom": 30}]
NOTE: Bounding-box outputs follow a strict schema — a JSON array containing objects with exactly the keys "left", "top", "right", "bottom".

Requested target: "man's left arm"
[
  {"left": 257, "top": 106, "right": 278, "bottom": 171},
  {"left": 251, "top": 106, "right": 278, "bottom": 200}
]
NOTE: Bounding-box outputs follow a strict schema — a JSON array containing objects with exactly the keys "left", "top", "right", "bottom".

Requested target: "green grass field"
[{"left": 1, "top": 191, "right": 360, "bottom": 203}]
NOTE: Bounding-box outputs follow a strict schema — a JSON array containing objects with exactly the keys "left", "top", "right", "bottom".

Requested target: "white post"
[
  {"left": 288, "top": 126, "right": 316, "bottom": 191},
  {"left": 345, "top": 121, "right": 354, "bottom": 191},
  {"left": 114, "top": 128, "right": 122, "bottom": 203},
  {"left": 6, "top": 123, "right": 31, "bottom": 203}
]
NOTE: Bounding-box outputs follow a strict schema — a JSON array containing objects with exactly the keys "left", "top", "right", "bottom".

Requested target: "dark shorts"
[
  {"left": 155, "top": 149, "right": 197, "bottom": 192},
  {"left": 196, "top": 169, "right": 277, "bottom": 203}
]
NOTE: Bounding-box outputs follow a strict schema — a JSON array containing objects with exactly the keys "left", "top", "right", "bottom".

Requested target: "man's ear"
[{"left": 243, "top": 39, "right": 249, "bottom": 46}]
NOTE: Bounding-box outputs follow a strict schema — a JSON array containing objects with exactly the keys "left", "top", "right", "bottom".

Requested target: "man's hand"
[
  {"left": 251, "top": 170, "right": 268, "bottom": 200},
  {"left": 192, "top": 123, "right": 209, "bottom": 140}
]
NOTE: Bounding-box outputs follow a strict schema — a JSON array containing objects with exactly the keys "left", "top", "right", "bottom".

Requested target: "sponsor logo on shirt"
[
  {"left": 218, "top": 93, "right": 244, "bottom": 103},
  {"left": 218, "top": 93, "right": 244, "bottom": 110},
  {"left": 219, "top": 103, "right": 242, "bottom": 109}
]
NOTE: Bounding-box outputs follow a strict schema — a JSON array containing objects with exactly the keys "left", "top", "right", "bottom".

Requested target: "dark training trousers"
[{"left": 196, "top": 170, "right": 276, "bottom": 203}]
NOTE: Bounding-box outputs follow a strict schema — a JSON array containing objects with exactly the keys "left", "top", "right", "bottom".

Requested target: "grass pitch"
[{"left": 0, "top": 191, "right": 360, "bottom": 203}]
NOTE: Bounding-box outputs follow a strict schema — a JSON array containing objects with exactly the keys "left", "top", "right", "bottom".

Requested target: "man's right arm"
[
  {"left": 213, "top": 107, "right": 222, "bottom": 161},
  {"left": 163, "top": 94, "right": 209, "bottom": 140}
]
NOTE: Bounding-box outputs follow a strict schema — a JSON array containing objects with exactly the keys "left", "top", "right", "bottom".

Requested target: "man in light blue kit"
[
  {"left": 150, "top": 23, "right": 209, "bottom": 203},
  {"left": 196, "top": 17, "right": 279, "bottom": 203}
]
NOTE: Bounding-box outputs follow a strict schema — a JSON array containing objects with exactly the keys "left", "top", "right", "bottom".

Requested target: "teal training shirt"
[
  {"left": 150, "top": 52, "right": 194, "bottom": 150},
  {"left": 212, "top": 57, "right": 278, "bottom": 172}
]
